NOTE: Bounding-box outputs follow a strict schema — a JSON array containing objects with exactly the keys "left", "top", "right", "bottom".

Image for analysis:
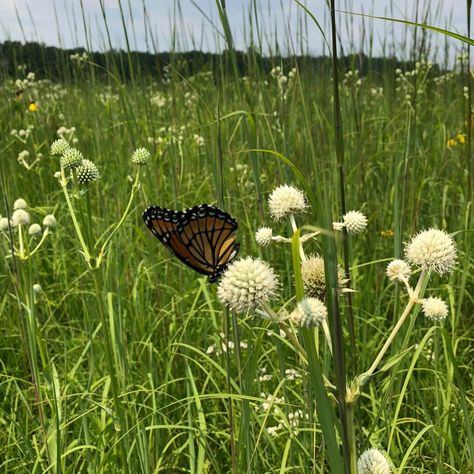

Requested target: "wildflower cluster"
[
  {"left": 0, "top": 198, "right": 56, "bottom": 260},
  {"left": 395, "top": 59, "right": 432, "bottom": 107},
  {"left": 447, "top": 133, "right": 466, "bottom": 148},
  {"left": 218, "top": 184, "right": 365, "bottom": 351},
  {"left": 270, "top": 66, "right": 297, "bottom": 101},
  {"left": 70, "top": 52, "right": 89, "bottom": 65},
  {"left": 342, "top": 69, "right": 362, "bottom": 96},
  {"left": 56, "top": 125, "right": 78, "bottom": 144},
  {"left": 385, "top": 228, "right": 456, "bottom": 322},
  {"left": 11, "top": 125, "right": 34, "bottom": 143},
  {"left": 51, "top": 140, "right": 101, "bottom": 185},
  {"left": 98, "top": 87, "right": 119, "bottom": 107}
]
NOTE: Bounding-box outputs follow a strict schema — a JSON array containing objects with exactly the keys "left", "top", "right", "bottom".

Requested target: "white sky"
[{"left": 0, "top": 0, "right": 471, "bottom": 58}]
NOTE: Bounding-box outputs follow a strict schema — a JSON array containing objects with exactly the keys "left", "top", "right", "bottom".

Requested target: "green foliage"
[{"left": 0, "top": 18, "right": 473, "bottom": 474}]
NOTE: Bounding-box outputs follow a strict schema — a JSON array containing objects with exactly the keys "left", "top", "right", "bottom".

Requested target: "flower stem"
[
  {"left": 363, "top": 270, "right": 428, "bottom": 380},
  {"left": 289, "top": 214, "right": 306, "bottom": 262},
  {"left": 59, "top": 167, "right": 92, "bottom": 265},
  {"left": 96, "top": 169, "right": 140, "bottom": 267}
]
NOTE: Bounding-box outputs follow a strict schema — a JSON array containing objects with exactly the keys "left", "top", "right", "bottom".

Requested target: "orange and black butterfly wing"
[
  {"left": 143, "top": 204, "right": 239, "bottom": 281},
  {"left": 179, "top": 204, "right": 239, "bottom": 281}
]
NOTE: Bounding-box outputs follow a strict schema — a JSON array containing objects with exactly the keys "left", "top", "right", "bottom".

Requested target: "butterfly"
[{"left": 143, "top": 203, "right": 239, "bottom": 282}]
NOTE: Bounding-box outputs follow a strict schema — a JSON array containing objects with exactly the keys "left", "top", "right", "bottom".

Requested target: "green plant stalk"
[
  {"left": 363, "top": 270, "right": 428, "bottom": 381},
  {"left": 91, "top": 268, "right": 130, "bottom": 472},
  {"left": 346, "top": 403, "right": 357, "bottom": 473},
  {"left": 96, "top": 169, "right": 141, "bottom": 267},
  {"left": 26, "top": 228, "right": 50, "bottom": 259},
  {"left": 59, "top": 167, "right": 92, "bottom": 265},
  {"left": 292, "top": 229, "right": 344, "bottom": 473}
]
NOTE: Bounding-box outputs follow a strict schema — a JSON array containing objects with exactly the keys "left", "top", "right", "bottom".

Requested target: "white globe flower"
[
  {"left": 405, "top": 228, "right": 457, "bottom": 275},
  {"left": 43, "top": 214, "right": 57, "bottom": 227},
  {"left": 255, "top": 227, "right": 273, "bottom": 246},
  {"left": 11, "top": 209, "right": 30, "bottom": 226},
  {"left": 50, "top": 138, "right": 70, "bottom": 155},
  {"left": 421, "top": 297, "right": 448, "bottom": 321},
  {"left": 290, "top": 297, "right": 327, "bottom": 327},
  {"left": 342, "top": 210, "right": 368, "bottom": 234},
  {"left": 357, "top": 448, "right": 391, "bottom": 474},
  {"left": 268, "top": 184, "right": 307, "bottom": 221},
  {"left": 0, "top": 217, "right": 12, "bottom": 231},
  {"left": 13, "top": 198, "right": 27, "bottom": 210},
  {"left": 217, "top": 257, "right": 279, "bottom": 313},
  {"left": 386, "top": 259, "right": 411, "bottom": 282},
  {"left": 28, "top": 223, "right": 42, "bottom": 236}
]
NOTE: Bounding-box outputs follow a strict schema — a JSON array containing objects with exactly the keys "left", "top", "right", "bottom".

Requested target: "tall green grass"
[{"left": 0, "top": 1, "right": 473, "bottom": 472}]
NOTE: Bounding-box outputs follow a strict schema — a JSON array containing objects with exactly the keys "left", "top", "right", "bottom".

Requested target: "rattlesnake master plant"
[{"left": 217, "top": 257, "right": 279, "bottom": 313}]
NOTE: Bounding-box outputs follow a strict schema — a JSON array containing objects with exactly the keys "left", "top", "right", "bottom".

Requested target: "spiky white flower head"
[
  {"left": 343, "top": 210, "right": 368, "bottom": 234},
  {"left": 255, "top": 227, "right": 273, "bottom": 246},
  {"left": 357, "top": 448, "right": 391, "bottom": 474},
  {"left": 268, "top": 184, "right": 307, "bottom": 221},
  {"left": 386, "top": 259, "right": 411, "bottom": 282},
  {"left": 217, "top": 257, "right": 279, "bottom": 313},
  {"left": 334, "top": 210, "right": 368, "bottom": 234},
  {"left": 13, "top": 198, "right": 27, "bottom": 210},
  {"left": 43, "top": 214, "right": 57, "bottom": 227},
  {"left": 11, "top": 209, "right": 30, "bottom": 226},
  {"left": 50, "top": 138, "right": 70, "bottom": 156},
  {"left": 32, "top": 283, "right": 42, "bottom": 294},
  {"left": 28, "top": 223, "right": 42, "bottom": 236},
  {"left": 131, "top": 147, "right": 151, "bottom": 165},
  {"left": 405, "top": 229, "right": 457, "bottom": 276},
  {"left": 290, "top": 297, "right": 327, "bottom": 327},
  {"left": 421, "top": 297, "right": 448, "bottom": 321},
  {"left": 301, "top": 255, "right": 345, "bottom": 300},
  {"left": 76, "top": 159, "right": 100, "bottom": 184},
  {"left": 60, "top": 147, "right": 83, "bottom": 170},
  {"left": 0, "top": 217, "right": 11, "bottom": 231}
]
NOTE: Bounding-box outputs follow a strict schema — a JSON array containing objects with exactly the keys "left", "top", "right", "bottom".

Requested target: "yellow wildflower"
[
  {"left": 456, "top": 133, "right": 466, "bottom": 144},
  {"left": 447, "top": 138, "right": 457, "bottom": 148},
  {"left": 28, "top": 101, "right": 38, "bottom": 112},
  {"left": 380, "top": 229, "right": 394, "bottom": 238}
]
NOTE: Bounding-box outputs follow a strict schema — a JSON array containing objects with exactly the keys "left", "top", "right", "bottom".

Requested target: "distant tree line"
[{"left": 0, "top": 40, "right": 440, "bottom": 82}]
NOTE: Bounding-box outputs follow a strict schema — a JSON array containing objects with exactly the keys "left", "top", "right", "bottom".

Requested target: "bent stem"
[{"left": 362, "top": 270, "right": 428, "bottom": 382}]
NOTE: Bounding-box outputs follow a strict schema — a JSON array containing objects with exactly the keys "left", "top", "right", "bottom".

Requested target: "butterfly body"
[{"left": 143, "top": 204, "right": 239, "bottom": 282}]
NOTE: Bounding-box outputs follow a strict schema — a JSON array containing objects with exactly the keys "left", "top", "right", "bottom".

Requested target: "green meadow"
[{"left": 0, "top": 2, "right": 473, "bottom": 473}]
